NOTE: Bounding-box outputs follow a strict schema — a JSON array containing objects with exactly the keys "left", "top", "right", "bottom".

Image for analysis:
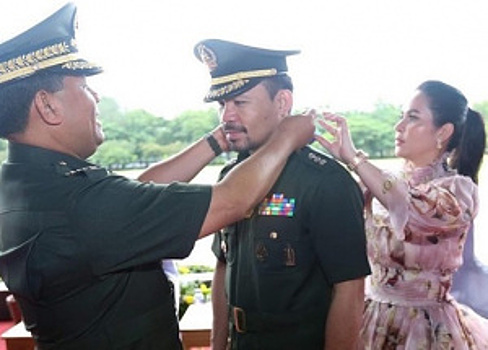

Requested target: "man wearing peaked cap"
[
  {"left": 194, "top": 39, "right": 300, "bottom": 102},
  {"left": 0, "top": 4, "right": 315, "bottom": 350},
  {"left": 196, "top": 38, "right": 371, "bottom": 350},
  {"left": 0, "top": 2, "right": 102, "bottom": 85}
]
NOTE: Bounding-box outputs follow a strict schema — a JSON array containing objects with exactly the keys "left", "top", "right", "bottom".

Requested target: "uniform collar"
[
  {"left": 236, "top": 146, "right": 308, "bottom": 163},
  {"left": 236, "top": 151, "right": 251, "bottom": 163},
  {"left": 7, "top": 142, "right": 90, "bottom": 170}
]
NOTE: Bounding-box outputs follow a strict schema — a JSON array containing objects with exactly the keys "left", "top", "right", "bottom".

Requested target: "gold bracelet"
[{"left": 346, "top": 150, "right": 368, "bottom": 172}]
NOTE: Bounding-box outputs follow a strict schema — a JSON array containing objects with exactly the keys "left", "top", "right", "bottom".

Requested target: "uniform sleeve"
[
  {"left": 310, "top": 168, "right": 370, "bottom": 284},
  {"left": 386, "top": 175, "right": 478, "bottom": 241},
  {"left": 70, "top": 175, "right": 212, "bottom": 274}
]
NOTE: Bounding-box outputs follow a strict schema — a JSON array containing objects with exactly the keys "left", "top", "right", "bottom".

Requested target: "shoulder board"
[
  {"left": 297, "top": 146, "right": 333, "bottom": 167},
  {"left": 56, "top": 162, "right": 108, "bottom": 180}
]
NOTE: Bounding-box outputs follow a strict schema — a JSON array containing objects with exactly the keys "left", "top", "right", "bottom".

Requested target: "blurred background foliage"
[{"left": 0, "top": 97, "right": 486, "bottom": 168}]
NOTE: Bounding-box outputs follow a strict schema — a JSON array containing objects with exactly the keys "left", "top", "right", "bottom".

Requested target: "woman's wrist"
[{"left": 346, "top": 150, "right": 368, "bottom": 172}]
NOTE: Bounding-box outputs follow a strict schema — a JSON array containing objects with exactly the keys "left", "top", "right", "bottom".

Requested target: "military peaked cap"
[
  {"left": 194, "top": 39, "right": 299, "bottom": 102},
  {"left": 0, "top": 2, "right": 102, "bottom": 86}
]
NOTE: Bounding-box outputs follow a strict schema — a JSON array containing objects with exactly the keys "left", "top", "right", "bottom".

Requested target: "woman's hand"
[{"left": 314, "top": 112, "right": 357, "bottom": 164}]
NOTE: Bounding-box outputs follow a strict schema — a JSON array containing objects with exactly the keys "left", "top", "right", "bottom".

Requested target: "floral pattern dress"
[{"left": 360, "top": 158, "right": 488, "bottom": 349}]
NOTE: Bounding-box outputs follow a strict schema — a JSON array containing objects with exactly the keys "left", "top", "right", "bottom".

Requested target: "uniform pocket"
[{"left": 252, "top": 216, "right": 310, "bottom": 274}]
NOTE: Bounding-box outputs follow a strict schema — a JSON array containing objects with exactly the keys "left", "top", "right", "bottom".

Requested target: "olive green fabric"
[
  {"left": 0, "top": 142, "right": 212, "bottom": 350},
  {"left": 213, "top": 146, "right": 371, "bottom": 350}
]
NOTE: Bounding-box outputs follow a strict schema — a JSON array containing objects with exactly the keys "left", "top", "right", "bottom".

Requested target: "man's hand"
[
  {"left": 273, "top": 112, "right": 316, "bottom": 152},
  {"left": 208, "top": 124, "right": 230, "bottom": 153}
]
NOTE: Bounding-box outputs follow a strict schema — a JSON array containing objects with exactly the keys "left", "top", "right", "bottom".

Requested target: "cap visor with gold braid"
[
  {"left": 0, "top": 2, "right": 102, "bottom": 86},
  {"left": 194, "top": 39, "right": 299, "bottom": 102}
]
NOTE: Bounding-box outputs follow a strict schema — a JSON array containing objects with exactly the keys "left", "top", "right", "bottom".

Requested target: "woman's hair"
[
  {"left": 0, "top": 73, "right": 64, "bottom": 138},
  {"left": 417, "top": 80, "right": 486, "bottom": 183}
]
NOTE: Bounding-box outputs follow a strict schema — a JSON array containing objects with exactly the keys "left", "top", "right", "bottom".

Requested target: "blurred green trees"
[{"left": 0, "top": 97, "right": 485, "bottom": 168}]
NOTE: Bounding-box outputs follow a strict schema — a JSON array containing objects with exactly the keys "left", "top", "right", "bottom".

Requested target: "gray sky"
[{"left": 2, "top": 0, "right": 488, "bottom": 118}]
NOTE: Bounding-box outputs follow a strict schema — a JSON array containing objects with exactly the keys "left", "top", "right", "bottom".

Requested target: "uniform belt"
[{"left": 229, "top": 305, "right": 322, "bottom": 334}]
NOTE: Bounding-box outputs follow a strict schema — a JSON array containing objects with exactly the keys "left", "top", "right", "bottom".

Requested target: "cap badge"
[
  {"left": 197, "top": 44, "right": 217, "bottom": 72},
  {"left": 73, "top": 12, "right": 78, "bottom": 33}
]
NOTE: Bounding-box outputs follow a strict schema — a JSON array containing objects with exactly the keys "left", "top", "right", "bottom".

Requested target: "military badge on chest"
[{"left": 254, "top": 237, "right": 297, "bottom": 267}]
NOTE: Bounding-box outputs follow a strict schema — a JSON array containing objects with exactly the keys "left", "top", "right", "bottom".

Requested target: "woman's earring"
[{"left": 436, "top": 138, "right": 442, "bottom": 150}]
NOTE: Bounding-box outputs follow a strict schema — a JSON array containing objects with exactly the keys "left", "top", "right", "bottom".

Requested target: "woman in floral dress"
[{"left": 316, "top": 80, "right": 488, "bottom": 349}]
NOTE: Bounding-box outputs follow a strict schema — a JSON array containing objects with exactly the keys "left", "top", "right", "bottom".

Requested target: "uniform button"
[{"left": 269, "top": 231, "right": 278, "bottom": 239}]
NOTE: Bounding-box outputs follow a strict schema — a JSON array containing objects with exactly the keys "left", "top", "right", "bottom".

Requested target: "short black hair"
[
  {"left": 261, "top": 74, "right": 294, "bottom": 100},
  {"left": 0, "top": 73, "right": 64, "bottom": 138}
]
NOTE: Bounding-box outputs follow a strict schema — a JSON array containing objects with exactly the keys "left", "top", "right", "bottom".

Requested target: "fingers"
[
  {"left": 321, "top": 112, "right": 347, "bottom": 126},
  {"left": 316, "top": 119, "right": 337, "bottom": 136},
  {"left": 292, "top": 108, "right": 317, "bottom": 119},
  {"left": 288, "top": 110, "right": 346, "bottom": 149},
  {"left": 314, "top": 133, "right": 332, "bottom": 148},
  {"left": 315, "top": 112, "right": 344, "bottom": 136},
  {"left": 279, "top": 113, "right": 316, "bottom": 149}
]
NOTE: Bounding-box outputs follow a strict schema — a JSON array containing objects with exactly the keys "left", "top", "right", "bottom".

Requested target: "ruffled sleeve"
[{"left": 385, "top": 174, "right": 478, "bottom": 241}]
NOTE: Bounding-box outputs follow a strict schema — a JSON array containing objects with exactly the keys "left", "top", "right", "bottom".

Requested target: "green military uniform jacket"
[
  {"left": 213, "top": 146, "right": 371, "bottom": 350},
  {"left": 0, "top": 143, "right": 212, "bottom": 350}
]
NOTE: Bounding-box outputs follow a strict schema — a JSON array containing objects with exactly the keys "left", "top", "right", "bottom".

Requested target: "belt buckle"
[{"left": 233, "top": 306, "right": 246, "bottom": 333}]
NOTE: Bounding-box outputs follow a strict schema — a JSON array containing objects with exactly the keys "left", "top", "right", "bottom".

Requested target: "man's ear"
[
  {"left": 33, "top": 90, "right": 62, "bottom": 125},
  {"left": 275, "top": 89, "right": 293, "bottom": 117}
]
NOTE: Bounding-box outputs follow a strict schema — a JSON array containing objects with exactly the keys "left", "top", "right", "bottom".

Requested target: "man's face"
[
  {"left": 53, "top": 76, "right": 103, "bottom": 159},
  {"left": 219, "top": 83, "right": 286, "bottom": 153}
]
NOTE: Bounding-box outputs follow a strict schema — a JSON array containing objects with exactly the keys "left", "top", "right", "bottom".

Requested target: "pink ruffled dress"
[{"left": 360, "top": 156, "right": 488, "bottom": 349}]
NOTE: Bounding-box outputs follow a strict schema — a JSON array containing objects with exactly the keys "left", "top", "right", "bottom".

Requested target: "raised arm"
[
  {"left": 199, "top": 113, "right": 315, "bottom": 237},
  {"left": 315, "top": 112, "right": 403, "bottom": 208},
  {"left": 138, "top": 126, "right": 228, "bottom": 183}
]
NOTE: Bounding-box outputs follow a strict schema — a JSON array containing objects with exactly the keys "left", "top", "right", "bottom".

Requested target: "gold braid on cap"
[
  {"left": 206, "top": 79, "right": 249, "bottom": 100},
  {"left": 0, "top": 39, "right": 81, "bottom": 83},
  {"left": 211, "top": 68, "right": 277, "bottom": 86},
  {"left": 61, "top": 60, "right": 99, "bottom": 70}
]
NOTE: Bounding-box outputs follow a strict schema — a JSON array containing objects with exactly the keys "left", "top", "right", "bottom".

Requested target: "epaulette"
[
  {"left": 54, "top": 161, "right": 108, "bottom": 180},
  {"left": 298, "top": 146, "right": 332, "bottom": 168}
]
